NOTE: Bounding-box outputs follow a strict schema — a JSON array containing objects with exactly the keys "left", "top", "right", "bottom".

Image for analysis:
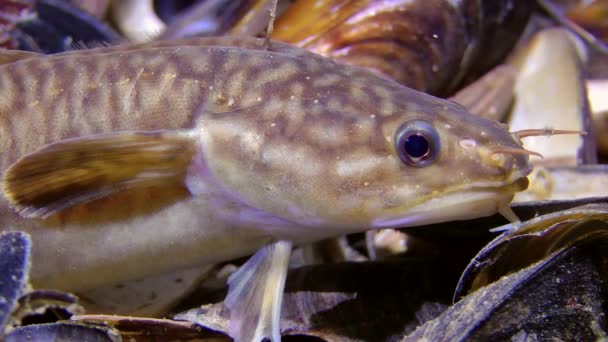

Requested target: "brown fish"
[{"left": 0, "top": 36, "right": 531, "bottom": 341}]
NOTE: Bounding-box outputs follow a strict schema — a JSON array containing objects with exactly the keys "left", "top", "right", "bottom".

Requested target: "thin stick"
[{"left": 263, "top": 0, "right": 278, "bottom": 50}]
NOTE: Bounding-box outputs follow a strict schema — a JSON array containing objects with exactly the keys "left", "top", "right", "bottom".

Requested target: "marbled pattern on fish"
[{"left": 0, "top": 38, "right": 531, "bottom": 340}]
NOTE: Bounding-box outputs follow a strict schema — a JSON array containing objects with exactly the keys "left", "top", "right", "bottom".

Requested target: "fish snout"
[{"left": 477, "top": 141, "right": 534, "bottom": 188}]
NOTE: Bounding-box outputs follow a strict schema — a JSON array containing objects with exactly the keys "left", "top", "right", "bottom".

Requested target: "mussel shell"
[
  {"left": 5, "top": 322, "right": 121, "bottom": 342},
  {"left": 271, "top": 0, "right": 531, "bottom": 96},
  {"left": 10, "top": 0, "right": 122, "bottom": 53},
  {"left": 0, "top": 231, "right": 30, "bottom": 335},
  {"left": 405, "top": 244, "right": 607, "bottom": 341},
  {"left": 455, "top": 203, "right": 608, "bottom": 299}
]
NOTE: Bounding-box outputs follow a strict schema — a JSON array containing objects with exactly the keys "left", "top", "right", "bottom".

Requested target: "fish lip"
[
  {"left": 371, "top": 188, "right": 516, "bottom": 229},
  {"left": 370, "top": 170, "right": 532, "bottom": 230},
  {"left": 468, "top": 162, "right": 534, "bottom": 191},
  {"left": 471, "top": 176, "right": 530, "bottom": 195}
]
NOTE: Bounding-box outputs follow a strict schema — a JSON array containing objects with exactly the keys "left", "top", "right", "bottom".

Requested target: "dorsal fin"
[{"left": 3, "top": 130, "right": 197, "bottom": 219}]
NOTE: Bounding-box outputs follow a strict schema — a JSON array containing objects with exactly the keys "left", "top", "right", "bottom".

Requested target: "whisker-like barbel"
[
  {"left": 511, "top": 128, "right": 587, "bottom": 140},
  {"left": 491, "top": 146, "right": 544, "bottom": 159}
]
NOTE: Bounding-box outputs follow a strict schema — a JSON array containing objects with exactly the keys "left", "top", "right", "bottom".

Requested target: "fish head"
[
  {"left": 365, "top": 96, "right": 532, "bottom": 229},
  {"left": 193, "top": 61, "right": 532, "bottom": 237},
  {"left": 196, "top": 98, "right": 530, "bottom": 237}
]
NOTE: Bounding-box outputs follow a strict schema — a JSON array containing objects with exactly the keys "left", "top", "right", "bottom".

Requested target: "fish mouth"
[{"left": 371, "top": 174, "right": 530, "bottom": 229}]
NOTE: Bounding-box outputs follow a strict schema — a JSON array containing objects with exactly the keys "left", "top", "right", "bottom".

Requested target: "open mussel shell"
[
  {"left": 0, "top": 231, "right": 30, "bottom": 335},
  {"left": 405, "top": 243, "right": 606, "bottom": 341},
  {"left": 8, "top": 0, "right": 122, "bottom": 53},
  {"left": 455, "top": 203, "right": 608, "bottom": 299},
  {"left": 269, "top": 0, "right": 531, "bottom": 96}
]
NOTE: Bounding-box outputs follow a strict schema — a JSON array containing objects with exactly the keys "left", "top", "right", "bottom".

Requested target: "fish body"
[{"left": 0, "top": 37, "right": 530, "bottom": 296}]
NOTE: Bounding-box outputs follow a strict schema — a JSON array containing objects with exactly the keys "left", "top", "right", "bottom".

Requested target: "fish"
[{"left": 0, "top": 36, "right": 532, "bottom": 341}]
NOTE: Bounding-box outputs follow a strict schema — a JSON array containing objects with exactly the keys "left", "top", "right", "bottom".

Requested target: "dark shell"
[
  {"left": 270, "top": 0, "right": 532, "bottom": 96},
  {"left": 158, "top": 0, "right": 256, "bottom": 39},
  {"left": 4, "top": 0, "right": 122, "bottom": 53},
  {"left": 405, "top": 244, "right": 607, "bottom": 341},
  {"left": 5, "top": 322, "right": 121, "bottom": 342},
  {"left": 0, "top": 231, "right": 30, "bottom": 335},
  {"left": 455, "top": 203, "right": 608, "bottom": 300}
]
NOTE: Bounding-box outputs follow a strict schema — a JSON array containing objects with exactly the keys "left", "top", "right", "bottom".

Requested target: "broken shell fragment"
[{"left": 8, "top": 0, "right": 122, "bottom": 53}]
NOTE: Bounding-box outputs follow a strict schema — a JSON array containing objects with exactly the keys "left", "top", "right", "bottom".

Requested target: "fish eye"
[{"left": 394, "top": 120, "right": 440, "bottom": 167}]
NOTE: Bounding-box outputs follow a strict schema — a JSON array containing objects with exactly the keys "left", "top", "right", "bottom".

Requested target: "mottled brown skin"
[{"left": 0, "top": 37, "right": 530, "bottom": 291}]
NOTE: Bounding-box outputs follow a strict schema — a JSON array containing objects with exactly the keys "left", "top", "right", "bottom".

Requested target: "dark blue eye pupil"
[
  {"left": 394, "top": 120, "right": 439, "bottom": 167},
  {"left": 404, "top": 134, "right": 429, "bottom": 158}
]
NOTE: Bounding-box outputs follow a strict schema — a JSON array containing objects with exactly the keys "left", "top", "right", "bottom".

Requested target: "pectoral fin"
[
  {"left": 3, "top": 130, "right": 197, "bottom": 219},
  {"left": 225, "top": 240, "right": 292, "bottom": 342}
]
